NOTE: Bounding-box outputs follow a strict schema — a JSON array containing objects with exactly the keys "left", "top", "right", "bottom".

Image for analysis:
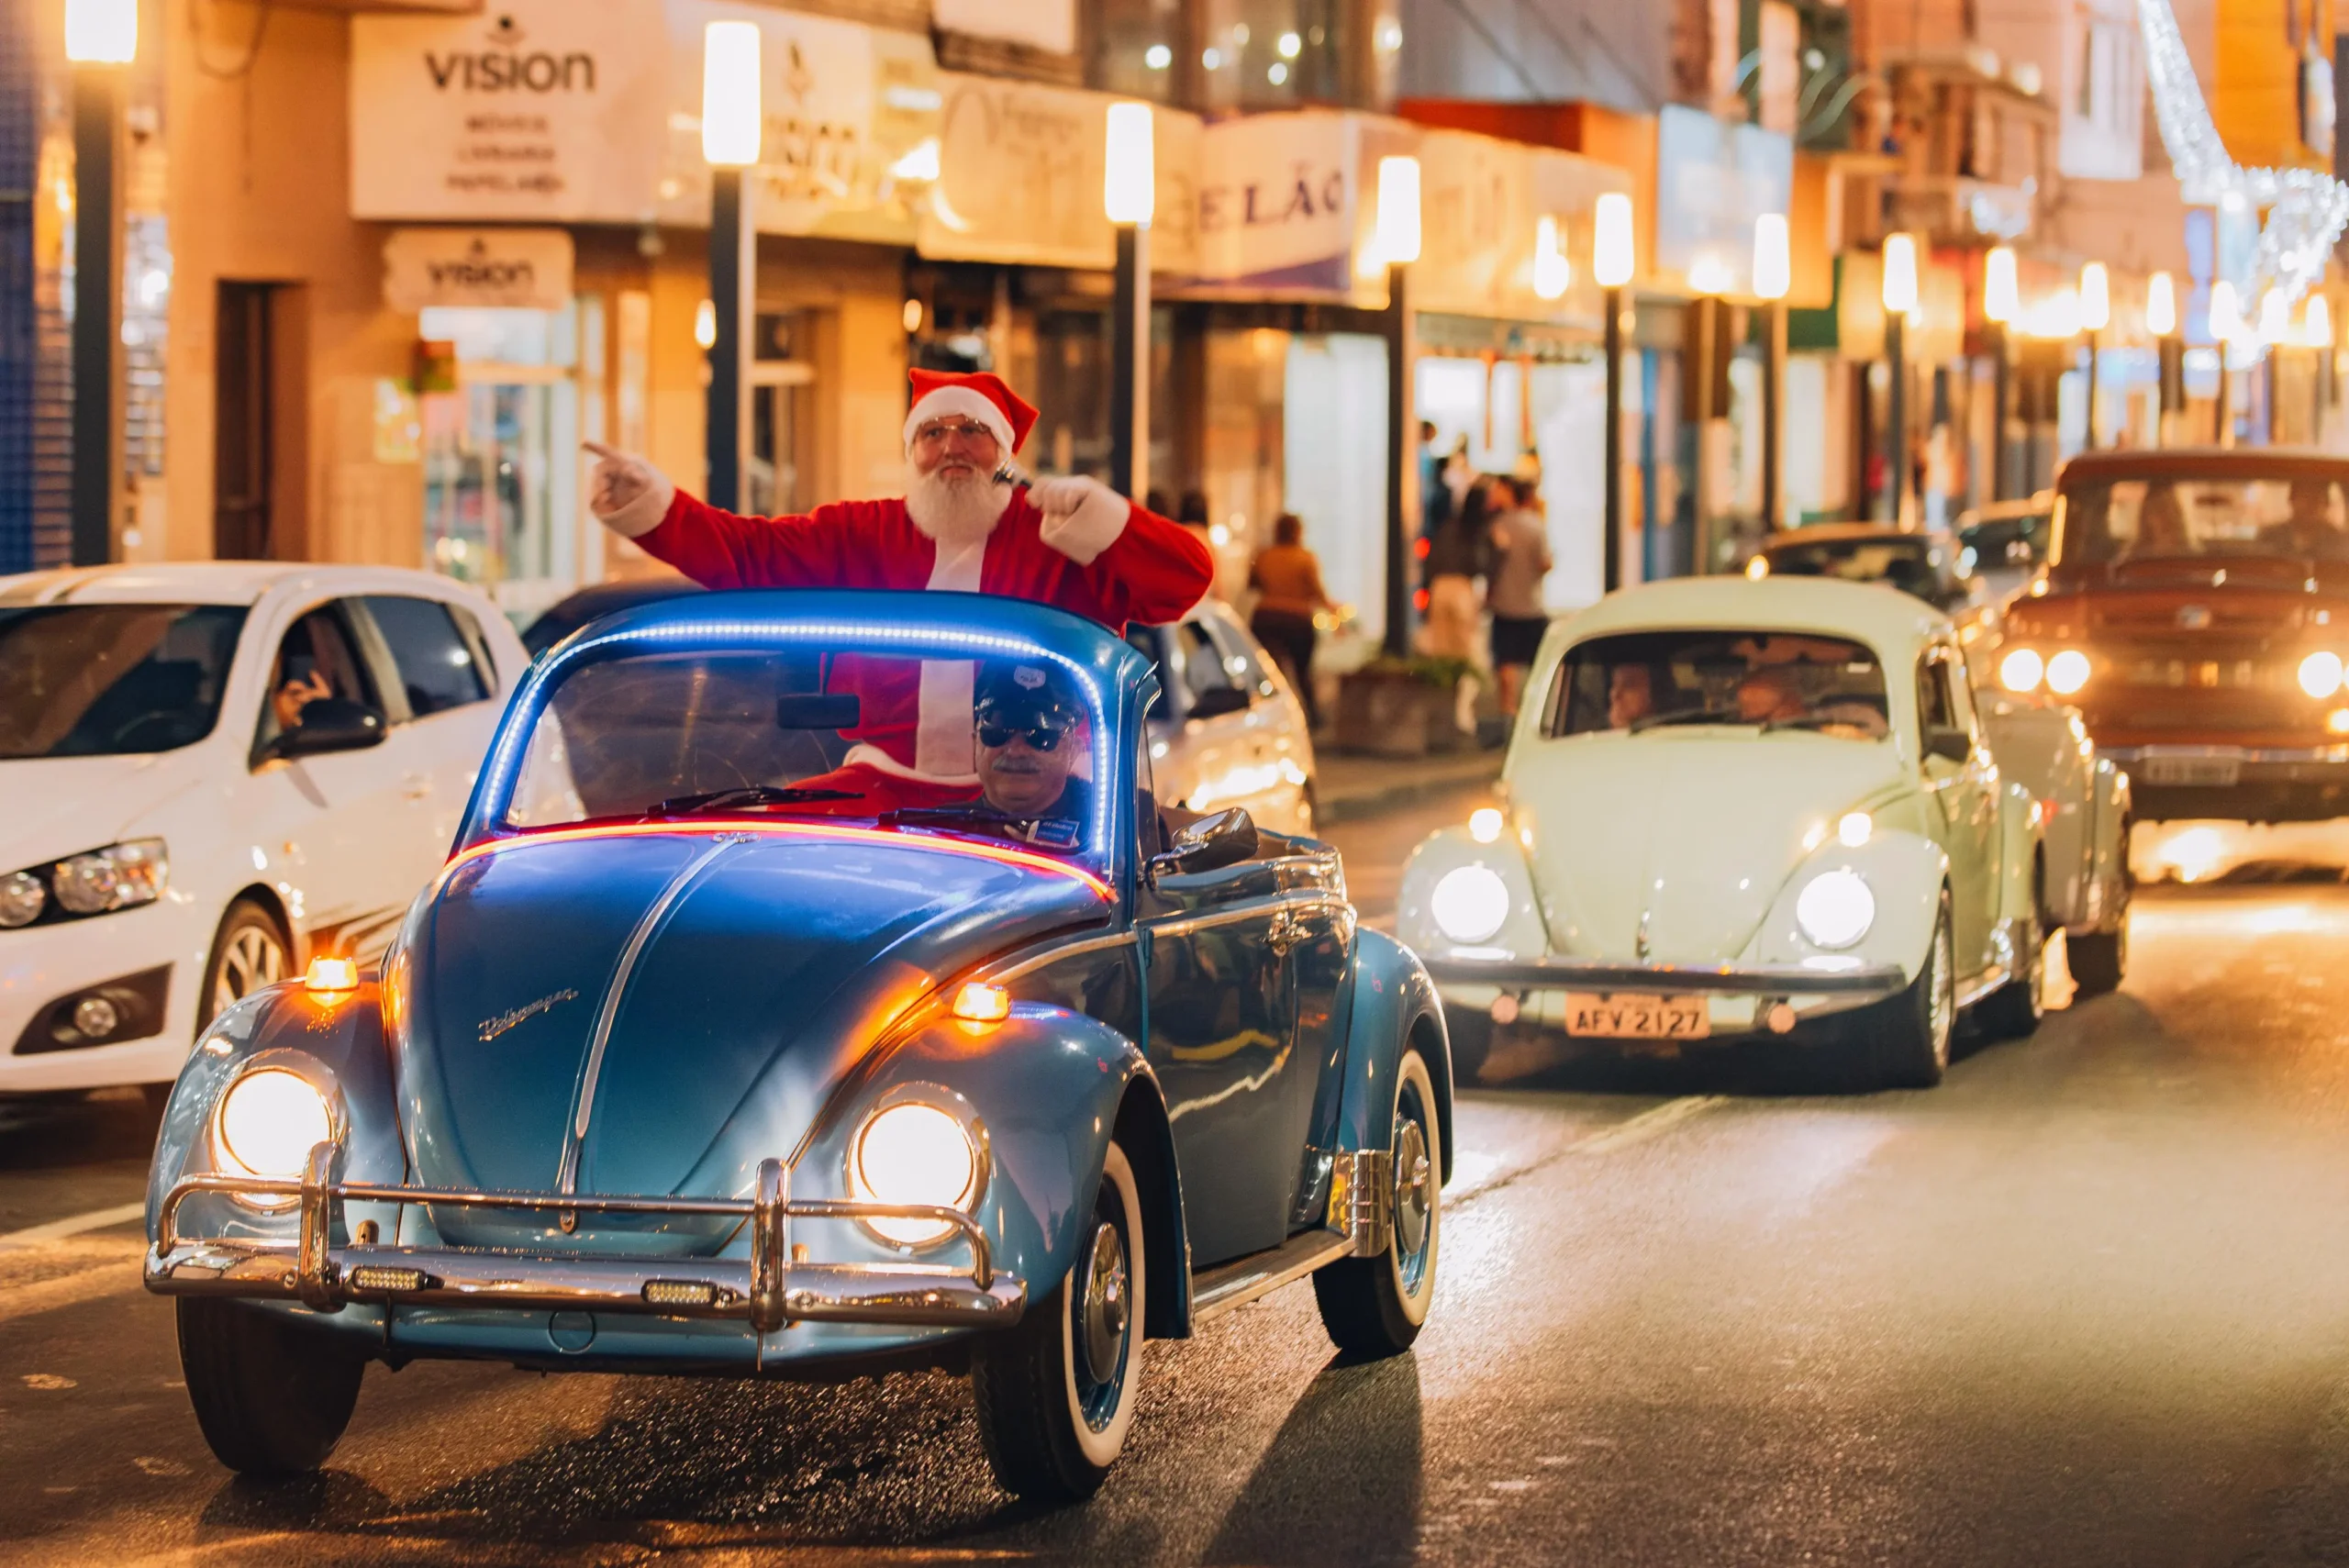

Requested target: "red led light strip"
[{"left": 443, "top": 818, "right": 1111, "bottom": 899}]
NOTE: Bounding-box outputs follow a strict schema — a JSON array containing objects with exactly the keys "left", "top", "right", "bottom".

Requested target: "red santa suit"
[{"left": 591, "top": 370, "right": 1211, "bottom": 810}]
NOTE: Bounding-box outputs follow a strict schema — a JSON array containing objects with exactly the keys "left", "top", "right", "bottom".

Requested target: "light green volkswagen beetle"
[{"left": 1399, "top": 576, "right": 2132, "bottom": 1091}]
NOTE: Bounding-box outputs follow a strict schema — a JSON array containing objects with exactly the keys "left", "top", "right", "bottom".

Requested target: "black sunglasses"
[{"left": 977, "top": 721, "right": 1069, "bottom": 751}]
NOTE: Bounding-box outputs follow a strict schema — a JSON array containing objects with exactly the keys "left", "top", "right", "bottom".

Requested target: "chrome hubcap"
[
  {"left": 1927, "top": 919, "right": 1954, "bottom": 1065},
  {"left": 1394, "top": 1119, "right": 1431, "bottom": 1261},
  {"left": 1077, "top": 1220, "right": 1129, "bottom": 1387}
]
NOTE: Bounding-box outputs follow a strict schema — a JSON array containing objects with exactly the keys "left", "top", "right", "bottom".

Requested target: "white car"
[
  {"left": 1398, "top": 577, "right": 2131, "bottom": 1090},
  {"left": 0, "top": 563, "right": 528, "bottom": 1098},
  {"left": 1123, "top": 598, "right": 1318, "bottom": 834}
]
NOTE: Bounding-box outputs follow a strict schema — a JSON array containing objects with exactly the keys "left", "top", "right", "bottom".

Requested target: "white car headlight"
[
  {"left": 47, "top": 839, "right": 169, "bottom": 917},
  {"left": 1431, "top": 864, "right": 1510, "bottom": 944},
  {"left": 216, "top": 1066, "right": 335, "bottom": 1195},
  {"left": 1795, "top": 870, "right": 1876, "bottom": 950},
  {"left": 0, "top": 871, "right": 44, "bottom": 929},
  {"left": 850, "top": 1100, "right": 985, "bottom": 1248}
]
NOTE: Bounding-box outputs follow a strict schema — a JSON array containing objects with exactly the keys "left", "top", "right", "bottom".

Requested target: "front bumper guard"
[
  {"left": 145, "top": 1147, "right": 1025, "bottom": 1334},
  {"left": 1424, "top": 955, "right": 1909, "bottom": 999}
]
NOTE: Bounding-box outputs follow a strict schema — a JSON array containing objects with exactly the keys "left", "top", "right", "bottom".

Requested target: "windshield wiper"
[
  {"left": 647, "top": 785, "right": 862, "bottom": 816},
  {"left": 1628, "top": 706, "right": 1750, "bottom": 733}
]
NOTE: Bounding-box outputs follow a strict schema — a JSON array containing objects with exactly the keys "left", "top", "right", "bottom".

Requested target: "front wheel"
[
  {"left": 177, "top": 1298, "right": 366, "bottom": 1477},
  {"left": 1865, "top": 893, "right": 1956, "bottom": 1090},
  {"left": 1974, "top": 912, "right": 2044, "bottom": 1040},
  {"left": 2067, "top": 922, "right": 2127, "bottom": 996},
  {"left": 1313, "top": 1047, "right": 1442, "bottom": 1357},
  {"left": 972, "top": 1140, "right": 1145, "bottom": 1502}
]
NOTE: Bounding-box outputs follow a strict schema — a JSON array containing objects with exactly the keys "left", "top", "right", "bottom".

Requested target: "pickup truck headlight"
[
  {"left": 1796, "top": 870, "right": 1876, "bottom": 950},
  {"left": 1431, "top": 864, "right": 1510, "bottom": 943},
  {"left": 2043, "top": 650, "right": 2091, "bottom": 695},
  {"left": 2301, "top": 651, "right": 2345, "bottom": 698},
  {"left": 850, "top": 1099, "right": 985, "bottom": 1248},
  {"left": 1998, "top": 648, "right": 2044, "bottom": 693},
  {"left": 0, "top": 840, "right": 169, "bottom": 926}
]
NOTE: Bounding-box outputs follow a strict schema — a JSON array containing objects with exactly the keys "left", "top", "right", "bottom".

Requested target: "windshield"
[
  {"left": 1543, "top": 628, "right": 1891, "bottom": 741},
  {"left": 0, "top": 604, "right": 248, "bottom": 759},
  {"left": 504, "top": 639, "right": 1112, "bottom": 865},
  {"left": 1761, "top": 535, "right": 1943, "bottom": 600},
  {"left": 2057, "top": 476, "right": 2349, "bottom": 563}
]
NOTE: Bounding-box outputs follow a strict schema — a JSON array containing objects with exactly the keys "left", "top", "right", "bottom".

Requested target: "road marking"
[
  {"left": 0, "top": 1200, "right": 145, "bottom": 1249},
  {"left": 1570, "top": 1095, "right": 1728, "bottom": 1155},
  {"left": 0, "top": 1250, "right": 144, "bottom": 1326}
]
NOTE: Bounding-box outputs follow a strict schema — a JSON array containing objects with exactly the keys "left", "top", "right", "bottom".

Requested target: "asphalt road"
[{"left": 12, "top": 788, "right": 2349, "bottom": 1564}]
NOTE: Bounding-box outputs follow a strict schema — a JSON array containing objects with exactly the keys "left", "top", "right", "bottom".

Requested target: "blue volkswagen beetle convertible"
[{"left": 142, "top": 591, "right": 1452, "bottom": 1501}]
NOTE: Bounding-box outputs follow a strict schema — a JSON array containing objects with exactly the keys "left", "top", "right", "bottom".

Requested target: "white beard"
[{"left": 905, "top": 464, "right": 1011, "bottom": 547}]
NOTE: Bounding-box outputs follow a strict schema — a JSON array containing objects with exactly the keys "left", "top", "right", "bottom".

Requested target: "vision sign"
[{"left": 383, "top": 228, "right": 574, "bottom": 312}]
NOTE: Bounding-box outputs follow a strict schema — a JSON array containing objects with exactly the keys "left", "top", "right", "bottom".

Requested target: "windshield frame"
[{"left": 462, "top": 603, "right": 1131, "bottom": 880}]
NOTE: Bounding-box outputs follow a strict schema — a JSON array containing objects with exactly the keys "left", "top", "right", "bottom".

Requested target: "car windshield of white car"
[
  {"left": 1545, "top": 630, "right": 1890, "bottom": 742},
  {"left": 2062, "top": 475, "right": 2349, "bottom": 568},
  {"left": 503, "top": 643, "right": 1109, "bottom": 865},
  {"left": 0, "top": 604, "right": 248, "bottom": 759}
]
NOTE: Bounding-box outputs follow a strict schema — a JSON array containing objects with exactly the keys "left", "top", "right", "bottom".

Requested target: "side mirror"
[
  {"left": 274, "top": 696, "right": 387, "bottom": 759},
  {"left": 1186, "top": 686, "right": 1251, "bottom": 720},
  {"left": 1924, "top": 725, "right": 1972, "bottom": 763},
  {"left": 1148, "top": 806, "right": 1259, "bottom": 883}
]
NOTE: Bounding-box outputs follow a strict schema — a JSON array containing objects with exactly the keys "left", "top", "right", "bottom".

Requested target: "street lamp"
[
  {"left": 1104, "top": 102, "right": 1154, "bottom": 500},
  {"left": 1375, "top": 155, "right": 1421, "bottom": 657},
  {"left": 1753, "top": 214, "right": 1790, "bottom": 535},
  {"left": 701, "top": 19, "right": 761, "bottom": 513},
  {"left": 1881, "top": 233, "right": 1919, "bottom": 526},
  {"left": 1983, "top": 246, "right": 2018, "bottom": 497},
  {"left": 65, "top": 0, "right": 135, "bottom": 567},
  {"left": 2078, "top": 262, "right": 2110, "bottom": 450},
  {"left": 2210, "top": 278, "right": 2240, "bottom": 447},
  {"left": 2147, "top": 271, "right": 2180, "bottom": 447},
  {"left": 1593, "top": 191, "right": 1634, "bottom": 592}
]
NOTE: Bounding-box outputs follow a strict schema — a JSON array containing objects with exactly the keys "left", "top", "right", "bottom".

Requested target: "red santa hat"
[{"left": 903, "top": 369, "right": 1038, "bottom": 458}]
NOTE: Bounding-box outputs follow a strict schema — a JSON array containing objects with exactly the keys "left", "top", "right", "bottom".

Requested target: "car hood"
[
  {"left": 395, "top": 827, "right": 1107, "bottom": 1250},
  {"left": 0, "top": 751, "right": 199, "bottom": 870},
  {"left": 1515, "top": 733, "right": 1905, "bottom": 962}
]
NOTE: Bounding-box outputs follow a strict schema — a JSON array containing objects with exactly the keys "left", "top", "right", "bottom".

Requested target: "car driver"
[{"left": 970, "top": 661, "right": 1092, "bottom": 847}]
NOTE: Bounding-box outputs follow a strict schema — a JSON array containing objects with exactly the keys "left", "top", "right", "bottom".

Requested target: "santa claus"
[{"left": 584, "top": 368, "right": 1211, "bottom": 809}]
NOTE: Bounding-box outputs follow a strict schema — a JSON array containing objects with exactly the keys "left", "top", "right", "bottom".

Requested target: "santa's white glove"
[
  {"left": 584, "top": 440, "right": 677, "bottom": 539},
  {"left": 1030, "top": 474, "right": 1131, "bottom": 566}
]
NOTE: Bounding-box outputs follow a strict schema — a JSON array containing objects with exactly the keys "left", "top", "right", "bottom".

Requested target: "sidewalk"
[{"left": 1314, "top": 747, "right": 1501, "bottom": 825}]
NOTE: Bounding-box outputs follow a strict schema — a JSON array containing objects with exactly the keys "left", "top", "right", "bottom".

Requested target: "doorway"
[{"left": 214, "top": 283, "right": 275, "bottom": 560}]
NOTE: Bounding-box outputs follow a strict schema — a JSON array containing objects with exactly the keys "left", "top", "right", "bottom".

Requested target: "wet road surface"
[{"left": 10, "top": 791, "right": 2349, "bottom": 1564}]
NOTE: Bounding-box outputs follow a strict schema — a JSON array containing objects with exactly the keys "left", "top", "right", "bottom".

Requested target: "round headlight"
[
  {"left": 1796, "top": 870, "right": 1876, "bottom": 950},
  {"left": 851, "top": 1101, "right": 981, "bottom": 1248},
  {"left": 0, "top": 871, "right": 44, "bottom": 929},
  {"left": 1998, "top": 648, "right": 2044, "bottom": 693},
  {"left": 2044, "top": 649, "right": 2092, "bottom": 695},
  {"left": 1431, "top": 864, "right": 1510, "bottom": 944},
  {"left": 216, "top": 1067, "right": 333, "bottom": 1182},
  {"left": 2301, "top": 651, "right": 2345, "bottom": 698}
]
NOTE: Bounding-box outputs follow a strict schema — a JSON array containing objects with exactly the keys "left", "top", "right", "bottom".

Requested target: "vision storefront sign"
[{"left": 383, "top": 228, "right": 574, "bottom": 312}]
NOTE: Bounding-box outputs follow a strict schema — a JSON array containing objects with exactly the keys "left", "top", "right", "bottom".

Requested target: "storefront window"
[
  {"left": 1199, "top": 0, "right": 1347, "bottom": 109},
  {"left": 418, "top": 305, "right": 582, "bottom": 622},
  {"left": 1092, "top": 0, "right": 1190, "bottom": 104}
]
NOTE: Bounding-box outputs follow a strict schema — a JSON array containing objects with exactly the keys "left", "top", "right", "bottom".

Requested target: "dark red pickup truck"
[{"left": 1995, "top": 448, "right": 2349, "bottom": 823}]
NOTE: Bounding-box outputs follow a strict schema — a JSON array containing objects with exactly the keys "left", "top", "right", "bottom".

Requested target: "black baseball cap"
[{"left": 974, "top": 660, "right": 1082, "bottom": 731}]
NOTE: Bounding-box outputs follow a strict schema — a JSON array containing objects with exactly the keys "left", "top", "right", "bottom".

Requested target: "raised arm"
[
  {"left": 1030, "top": 476, "right": 1214, "bottom": 627},
  {"left": 585, "top": 442, "right": 853, "bottom": 589}
]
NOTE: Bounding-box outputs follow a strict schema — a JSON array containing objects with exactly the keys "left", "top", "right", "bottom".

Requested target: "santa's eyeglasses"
[{"left": 912, "top": 420, "right": 999, "bottom": 449}]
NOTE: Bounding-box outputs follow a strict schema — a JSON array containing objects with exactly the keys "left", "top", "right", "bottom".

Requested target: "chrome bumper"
[
  {"left": 145, "top": 1148, "right": 1024, "bottom": 1333},
  {"left": 1424, "top": 955, "right": 1908, "bottom": 997}
]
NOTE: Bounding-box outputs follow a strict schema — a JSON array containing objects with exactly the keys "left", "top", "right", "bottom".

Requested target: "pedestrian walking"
[
  {"left": 1420, "top": 474, "right": 1497, "bottom": 663},
  {"left": 1249, "top": 512, "right": 1335, "bottom": 731},
  {"left": 1486, "top": 475, "right": 1553, "bottom": 717}
]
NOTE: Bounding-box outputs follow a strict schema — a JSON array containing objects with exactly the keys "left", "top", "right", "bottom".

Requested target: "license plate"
[
  {"left": 2137, "top": 754, "right": 2243, "bottom": 786},
  {"left": 1564, "top": 993, "right": 1710, "bottom": 1040}
]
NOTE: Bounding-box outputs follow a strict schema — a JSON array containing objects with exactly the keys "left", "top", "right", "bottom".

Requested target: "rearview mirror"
[
  {"left": 1924, "top": 725, "right": 1971, "bottom": 763},
  {"left": 1187, "top": 685, "right": 1251, "bottom": 720},
  {"left": 1148, "top": 806, "right": 1259, "bottom": 883},
  {"left": 775, "top": 693, "right": 861, "bottom": 729},
  {"left": 274, "top": 697, "right": 387, "bottom": 760}
]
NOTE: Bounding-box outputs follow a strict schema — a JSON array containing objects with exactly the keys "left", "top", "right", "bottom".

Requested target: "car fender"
[
  {"left": 1396, "top": 826, "right": 1545, "bottom": 962},
  {"left": 1332, "top": 929, "right": 1453, "bottom": 1186},
  {"left": 1998, "top": 778, "right": 2047, "bottom": 927},
  {"left": 2084, "top": 756, "right": 2133, "bottom": 930},
  {"left": 1750, "top": 829, "right": 1951, "bottom": 984},
  {"left": 800, "top": 1005, "right": 1191, "bottom": 1338},
  {"left": 145, "top": 977, "right": 407, "bottom": 1248}
]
